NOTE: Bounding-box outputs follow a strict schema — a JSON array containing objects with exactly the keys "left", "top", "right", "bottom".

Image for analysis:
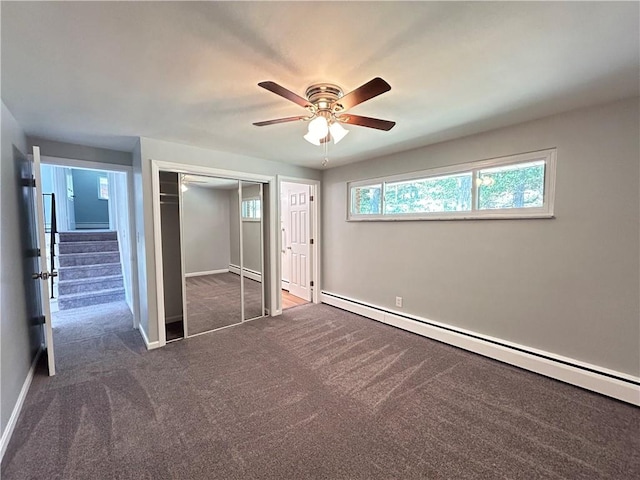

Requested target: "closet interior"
[{"left": 158, "top": 171, "right": 265, "bottom": 341}]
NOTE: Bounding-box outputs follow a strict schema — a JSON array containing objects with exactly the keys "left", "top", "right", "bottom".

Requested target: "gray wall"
[
  {"left": 1, "top": 101, "right": 43, "bottom": 438},
  {"left": 183, "top": 185, "right": 231, "bottom": 274},
  {"left": 132, "top": 139, "right": 150, "bottom": 338},
  {"left": 71, "top": 169, "right": 109, "bottom": 229},
  {"left": 322, "top": 97, "right": 640, "bottom": 376},
  {"left": 134, "top": 137, "right": 321, "bottom": 343},
  {"left": 229, "top": 183, "right": 262, "bottom": 272},
  {"left": 27, "top": 136, "right": 132, "bottom": 166}
]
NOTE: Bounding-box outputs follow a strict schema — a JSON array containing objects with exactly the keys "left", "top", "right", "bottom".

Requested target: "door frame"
[
  {"left": 151, "top": 160, "right": 276, "bottom": 347},
  {"left": 39, "top": 155, "right": 141, "bottom": 330},
  {"left": 276, "top": 176, "right": 321, "bottom": 314}
]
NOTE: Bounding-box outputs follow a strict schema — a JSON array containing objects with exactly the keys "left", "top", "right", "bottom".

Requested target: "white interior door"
[
  {"left": 32, "top": 147, "right": 56, "bottom": 375},
  {"left": 287, "top": 184, "right": 311, "bottom": 301}
]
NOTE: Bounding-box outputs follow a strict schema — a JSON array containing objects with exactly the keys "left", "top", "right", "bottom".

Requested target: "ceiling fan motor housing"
[{"left": 305, "top": 83, "right": 344, "bottom": 111}]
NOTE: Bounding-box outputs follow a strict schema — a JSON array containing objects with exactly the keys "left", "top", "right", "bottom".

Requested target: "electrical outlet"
[{"left": 395, "top": 296, "right": 403, "bottom": 308}]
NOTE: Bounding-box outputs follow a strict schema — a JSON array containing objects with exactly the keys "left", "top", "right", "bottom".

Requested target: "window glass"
[
  {"left": 384, "top": 172, "right": 472, "bottom": 214},
  {"left": 350, "top": 184, "right": 382, "bottom": 215},
  {"left": 477, "top": 160, "right": 545, "bottom": 210},
  {"left": 242, "top": 199, "right": 261, "bottom": 220},
  {"left": 98, "top": 176, "right": 109, "bottom": 200}
]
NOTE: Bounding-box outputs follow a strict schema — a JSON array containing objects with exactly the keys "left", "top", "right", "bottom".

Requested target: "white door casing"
[
  {"left": 280, "top": 189, "right": 290, "bottom": 289},
  {"left": 32, "top": 146, "right": 56, "bottom": 375},
  {"left": 287, "top": 183, "right": 311, "bottom": 301}
]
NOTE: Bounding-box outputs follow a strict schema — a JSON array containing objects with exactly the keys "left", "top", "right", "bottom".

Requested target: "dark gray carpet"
[
  {"left": 186, "top": 273, "right": 263, "bottom": 336},
  {"left": 2, "top": 303, "right": 639, "bottom": 479}
]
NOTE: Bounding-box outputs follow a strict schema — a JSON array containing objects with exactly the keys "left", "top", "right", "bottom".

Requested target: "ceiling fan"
[{"left": 253, "top": 77, "right": 396, "bottom": 146}]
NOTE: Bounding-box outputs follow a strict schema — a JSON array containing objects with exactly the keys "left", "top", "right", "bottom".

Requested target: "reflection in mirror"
[
  {"left": 182, "top": 175, "right": 242, "bottom": 335},
  {"left": 241, "top": 182, "right": 264, "bottom": 320}
]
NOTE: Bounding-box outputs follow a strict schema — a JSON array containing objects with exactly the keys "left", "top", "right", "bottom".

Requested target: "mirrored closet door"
[
  {"left": 182, "top": 175, "right": 242, "bottom": 336},
  {"left": 158, "top": 171, "right": 265, "bottom": 342}
]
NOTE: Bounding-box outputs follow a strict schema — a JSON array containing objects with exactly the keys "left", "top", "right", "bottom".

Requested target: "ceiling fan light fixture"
[
  {"left": 303, "top": 132, "right": 322, "bottom": 146},
  {"left": 307, "top": 115, "right": 329, "bottom": 137},
  {"left": 329, "top": 121, "right": 349, "bottom": 144}
]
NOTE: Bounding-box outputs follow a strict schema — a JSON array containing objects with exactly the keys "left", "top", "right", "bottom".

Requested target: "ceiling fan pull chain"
[{"left": 322, "top": 135, "right": 329, "bottom": 167}]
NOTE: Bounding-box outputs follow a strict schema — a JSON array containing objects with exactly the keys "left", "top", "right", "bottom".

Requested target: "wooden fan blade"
[
  {"left": 332, "top": 77, "right": 391, "bottom": 111},
  {"left": 338, "top": 114, "right": 396, "bottom": 131},
  {"left": 253, "top": 116, "right": 308, "bottom": 126},
  {"left": 258, "top": 81, "right": 312, "bottom": 109}
]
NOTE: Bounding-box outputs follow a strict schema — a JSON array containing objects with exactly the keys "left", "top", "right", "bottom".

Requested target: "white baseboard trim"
[
  {"left": 185, "top": 269, "right": 229, "bottom": 278},
  {"left": 228, "top": 264, "right": 262, "bottom": 282},
  {"left": 320, "top": 291, "right": 640, "bottom": 406},
  {"left": 138, "top": 324, "right": 161, "bottom": 350},
  {"left": 1, "top": 347, "right": 42, "bottom": 461}
]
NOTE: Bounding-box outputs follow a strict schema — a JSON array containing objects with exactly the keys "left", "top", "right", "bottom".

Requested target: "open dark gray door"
[{"left": 20, "top": 146, "right": 56, "bottom": 375}]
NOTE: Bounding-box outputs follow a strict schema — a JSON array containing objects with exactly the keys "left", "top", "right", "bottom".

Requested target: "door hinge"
[
  {"left": 310, "top": 281, "right": 314, "bottom": 287},
  {"left": 310, "top": 195, "right": 314, "bottom": 201},
  {"left": 310, "top": 239, "right": 314, "bottom": 245},
  {"left": 22, "top": 177, "right": 36, "bottom": 187}
]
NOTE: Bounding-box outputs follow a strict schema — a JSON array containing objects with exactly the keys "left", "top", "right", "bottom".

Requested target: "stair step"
[
  {"left": 59, "top": 240, "right": 119, "bottom": 254},
  {"left": 59, "top": 231, "right": 117, "bottom": 243},
  {"left": 59, "top": 251, "right": 120, "bottom": 267},
  {"left": 58, "top": 275, "right": 124, "bottom": 295},
  {"left": 58, "top": 287, "right": 126, "bottom": 310},
  {"left": 58, "top": 263, "right": 122, "bottom": 280}
]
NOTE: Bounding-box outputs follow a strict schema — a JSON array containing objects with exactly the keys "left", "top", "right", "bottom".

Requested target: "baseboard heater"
[
  {"left": 228, "top": 264, "right": 262, "bottom": 282},
  {"left": 320, "top": 291, "right": 640, "bottom": 406}
]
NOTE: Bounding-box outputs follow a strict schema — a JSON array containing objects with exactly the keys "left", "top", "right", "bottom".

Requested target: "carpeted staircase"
[{"left": 57, "top": 231, "right": 125, "bottom": 310}]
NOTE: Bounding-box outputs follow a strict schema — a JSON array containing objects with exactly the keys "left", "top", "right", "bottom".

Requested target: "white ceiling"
[{"left": 2, "top": 2, "right": 638, "bottom": 169}]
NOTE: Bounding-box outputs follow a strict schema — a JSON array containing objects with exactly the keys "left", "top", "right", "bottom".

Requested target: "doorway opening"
[
  {"left": 280, "top": 180, "right": 316, "bottom": 310},
  {"left": 39, "top": 162, "right": 137, "bottom": 336}
]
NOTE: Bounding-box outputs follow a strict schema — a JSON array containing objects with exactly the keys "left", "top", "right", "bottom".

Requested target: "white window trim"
[{"left": 347, "top": 148, "right": 557, "bottom": 221}]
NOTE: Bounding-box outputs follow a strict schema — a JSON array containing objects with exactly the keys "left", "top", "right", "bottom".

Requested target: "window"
[
  {"left": 242, "top": 198, "right": 261, "bottom": 220},
  {"left": 348, "top": 149, "right": 556, "bottom": 221},
  {"left": 98, "top": 176, "right": 109, "bottom": 200}
]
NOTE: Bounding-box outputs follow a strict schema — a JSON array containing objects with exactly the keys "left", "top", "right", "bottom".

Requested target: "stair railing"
[{"left": 42, "top": 193, "right": 57, "bottom": 298}]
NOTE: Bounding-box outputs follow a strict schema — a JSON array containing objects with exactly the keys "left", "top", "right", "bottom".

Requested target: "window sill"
[{"left": 347, "top": 212, "right": 555, "bottom": 222}]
